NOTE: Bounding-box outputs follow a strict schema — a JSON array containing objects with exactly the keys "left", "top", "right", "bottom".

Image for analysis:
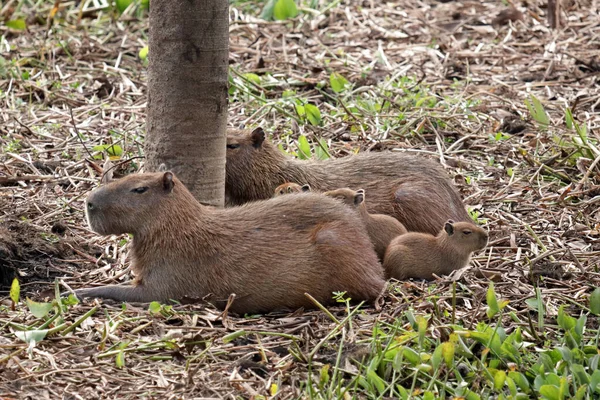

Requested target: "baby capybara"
[
  {"left": 225, "top": 127, "right": 470, "bottom": 235},
  {"left": 383, "top": 220, "right": 488, "bottom": 280},
  {"left": 274, "top": 182, "right": 311, "bottom": 196},
  {"left": 324, "top": 188, "right": 407, "bottom": 261},
  {"left": 77, "top": 171, "right": 386, "bottom": 314}
]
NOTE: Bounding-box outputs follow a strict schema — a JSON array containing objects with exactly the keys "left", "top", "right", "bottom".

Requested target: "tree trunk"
[{"left": 145, "top": 0, "right": 228, "bottom": 207}]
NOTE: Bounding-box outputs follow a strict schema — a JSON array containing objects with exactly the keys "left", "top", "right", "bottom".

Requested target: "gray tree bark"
[{"left": 145, "top": 0, "right": 228, "bottom": 206}]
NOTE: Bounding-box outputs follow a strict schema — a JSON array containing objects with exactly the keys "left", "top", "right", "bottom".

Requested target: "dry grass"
[{"left": 1, "top": 0, "right": 599, "bottom": 398}]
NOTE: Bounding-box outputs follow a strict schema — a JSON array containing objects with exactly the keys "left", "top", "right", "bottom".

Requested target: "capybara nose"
[{"left": 87, "top": 201, "right": 95, "bottom": 211}]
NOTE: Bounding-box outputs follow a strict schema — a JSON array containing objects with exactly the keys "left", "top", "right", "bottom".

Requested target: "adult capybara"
[
  {"left": 76, "top": 171, "right": 386, "bottom": 314},
  {"left": 225, "top": 127, "right": 471, "bottom": 235}
]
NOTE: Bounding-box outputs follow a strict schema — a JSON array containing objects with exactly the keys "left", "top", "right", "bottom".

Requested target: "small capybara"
[
  {"left": 324, "top": 188, "right": 407, "bottom": 261},
  {"left": 383, "top": 220, "right": 488, "bottom": 280},
  {"left": 274, "top": 182, "right": 311, "bottom": 197},
  {"left": 76, "top": 171, "right": 386, "bottom": 314},
  {"left": 225, "top": 127, "right": 471, "bottom": 235}
]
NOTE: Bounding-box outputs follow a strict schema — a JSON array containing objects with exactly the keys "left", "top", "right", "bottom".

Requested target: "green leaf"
[
  {"left": 423, "top": 391, "right": 435, "bottom": 400},
  {"left": 148, "top": 301, "right": 161, "bottom": 314},
  {"left": 115, "top": 348, "right": 125, "bottom": 368},
  {"left": 464, "top": 391, "right": 481, "bottom": 400},
  {"left": 10, "top": 278, "right": 20, "bottom": 304},
  {"left": 525, "top": 297, "right": 544, "bottom": 311},
  {"left": 590, "top": 370, "right": 600, "bottom": 394},
  {"left": 314, "top": 139, "right": 331, "bottom": 160},
  {"left": 222, "top": 330, "right": 247, "bottom": 343},
  {"left": 295, "top": 103, "right": 305, "bottom": 118},
  {"left": 26, "top": 298, "right": 53, "bottom": 319},
  {"left": 573, "top": 385, "right": 586, "bottom": 400},
  {"left": 297, "top": 135, "right": 311, "bottom": 159},
  {"left": 431, "top": 344, "right": 443, "bottom": 369},
  {"left": 243, "top": 73, "right": 261, "bottom": 85},
  {"left": 138, "top": 46, "right": 149, "bottom": 61},
  {"left": 273, "top": 0, "right": 298, "bottom": 21},
  {"left": 366, "top": 363, "right": 386, "bottom": 394},
  {"left": 590, "top": 287, "right": 600, "bottom": 316},
  {"left": 5, "top": 19, "right": 26, "bottom": 31},
  {"left": 524, "top": 95, "right": 549, "bottom": 127},
  {"left": 260, "top": 0, "right": 277, "bottom": 20},
  {"left": 441, "top": 341, "right": 455, "bottom": 368},
  {"left": 486, "top": 281, "right": 500, "bottom": 318},
  {"left": 494, "top": 370, "right": 506, "bottom": 391},
  {"left": 304, "top": 103, "right": 322, "bottom": 126},
  {"left": 92, "top": 144, "right": 123, "bottom": 157},
  {"left": 508, "top": 371, "right": 530, "bottom": 393},
  {"left": 401, "top": 347, "right": 421, "bottom": 366},
  {"left": 140, "top": 0, "right": 149, "bottom": 10},
  {"left": 330, "top": 72, "right": 349, "bottom": 93},
  {"left": 115, "top": 0, "right": 133, "bottom": 13},
  {"left": 565, "top": 108, "right": 574, "bottom": 129},
  {"left": 506, "top": 377, "right": 517, "bottom": 396},
  {"left": 14, "top": 329, "right": 47, "bottom": 344},
  {"left": 571, "top": 364, "right": 589, "bottom": 385},
  {"left": 319, "top": 364, "right": 330, "bottom": 389},
  {"left": 416, "top": 315, "right": 427, "bottom": 345},
  {"left": 557, "top": 305, "right": 576, "bottom": 331},
  {"left": 539, "top": 384, "right": 560, "bottom": 400}
]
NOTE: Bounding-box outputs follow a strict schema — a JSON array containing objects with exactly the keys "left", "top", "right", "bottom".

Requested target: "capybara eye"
[
  {"left": 463, "top": 230, "right": 472, "bottom": 235},
  {"left": 227, "top": 144, "right": 240, "bottom": 149},
  {"left": 131, "top": 187, "right": 149, "bottom": 194}
]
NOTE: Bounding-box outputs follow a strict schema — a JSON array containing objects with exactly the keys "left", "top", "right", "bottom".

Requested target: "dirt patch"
[{"left": 0, "top": 217, "right": 97, "bottom": 294}]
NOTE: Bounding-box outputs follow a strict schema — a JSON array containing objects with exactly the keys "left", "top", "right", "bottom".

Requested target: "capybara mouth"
[{"left": 85, "top": 202, "right": 109, "bottom": 235}]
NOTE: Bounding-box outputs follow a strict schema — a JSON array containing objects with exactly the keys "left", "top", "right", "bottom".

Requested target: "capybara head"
[
  {"left": 226, "top": 127, "right": 289, "bottom": 203},
  {"left": 323, "top": 188, "right": 364, "bottom": 208},
  {"left": 274, "top": 182, "right": 311, "bottom": 197},
  {"left": 442, "top": 220, "right": 488, "bottom": 252},
  {"left": 86, "top": 172, "right": 181, "bottom": 236}
]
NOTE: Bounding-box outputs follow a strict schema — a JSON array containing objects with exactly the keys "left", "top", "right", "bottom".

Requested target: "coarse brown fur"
[
  {"left": 383, "top": 220, "right": 488, "bottom": 280},
  {"left": 324, "top": 188, "right": 407, "bottom": 261},
  {"left": 273, "top": 182, "right": 311, "bottom": 197},
  {"left": 77, "top": 172, "right": 385, "bottom": 314},
  {"left": 225, "top": 128, "right": 471, "bottom": 235}
]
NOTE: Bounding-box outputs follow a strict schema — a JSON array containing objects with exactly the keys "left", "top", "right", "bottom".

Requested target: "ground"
[{"left": 1, "top": 0, "right": 600, "bottom": 399}]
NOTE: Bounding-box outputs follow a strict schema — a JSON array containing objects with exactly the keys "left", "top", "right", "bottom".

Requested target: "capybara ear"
[
  {"left": 163, "top": 172, "right": 175, "bottom": 192},
  {"left": 354, "top": 190, "right": 365, "bottom": 206},
  {"left": 250, "top": 127, "right": 265, "bottom": 148},
  {"left": 101, "top": 158, "right": 114, "bottom": 185},
  {"left": 301, "top": 184, "right": 311, "bottom": 192},
  {"left": 444, "top": 220, "right": 455, "bottom": 235},
  {"left": 158, "top": 163, "right": 168, "bottom": 172}
]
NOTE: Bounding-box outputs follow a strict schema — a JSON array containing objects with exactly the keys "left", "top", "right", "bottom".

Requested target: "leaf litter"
[{"left": 0, "top": 0, "right": 599, "bottom": 398}]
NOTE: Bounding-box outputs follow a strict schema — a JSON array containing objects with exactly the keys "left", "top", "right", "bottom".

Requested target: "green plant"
[
  {"left": 261, "top": 0, "right": 298, "bottom": 20},
  {"left": 525, "top": 95, "right": 550, "bottom": 129},
  {"left": 299, "top": 283, "right": 600, "bottom": 399}
]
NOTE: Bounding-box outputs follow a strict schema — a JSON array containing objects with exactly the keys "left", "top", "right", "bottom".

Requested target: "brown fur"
[
  {"left": 77, "top": 172, "right": 385, "bottom": 314},
  {"left": 225, "top": 128, "right": 471, "bottom": 235},
  {"left": 383, "top": 220, "right": 488, "bottom": 280},
  {"left": 324, "top": 188, "right": 407, "bottom": 261},
  {"left": 273, "top": 182, "right": 311, "bottom": 197}
]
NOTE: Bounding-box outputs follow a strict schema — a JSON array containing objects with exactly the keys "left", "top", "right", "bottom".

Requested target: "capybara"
[
  {"left": 225, "top": 127, "right": 471, "bottom": 235},
  {"left": 76, "top": 171, "right": 386, "bottom": 314},
  {"left": 324, "top": 188, "right": 407, "bottom": 260},
  {"left": 274, "top": 182, "right": 311, "bottom": 197},
  {"left": 383, "top": 220, "right": 488, "bottom": 280}
]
